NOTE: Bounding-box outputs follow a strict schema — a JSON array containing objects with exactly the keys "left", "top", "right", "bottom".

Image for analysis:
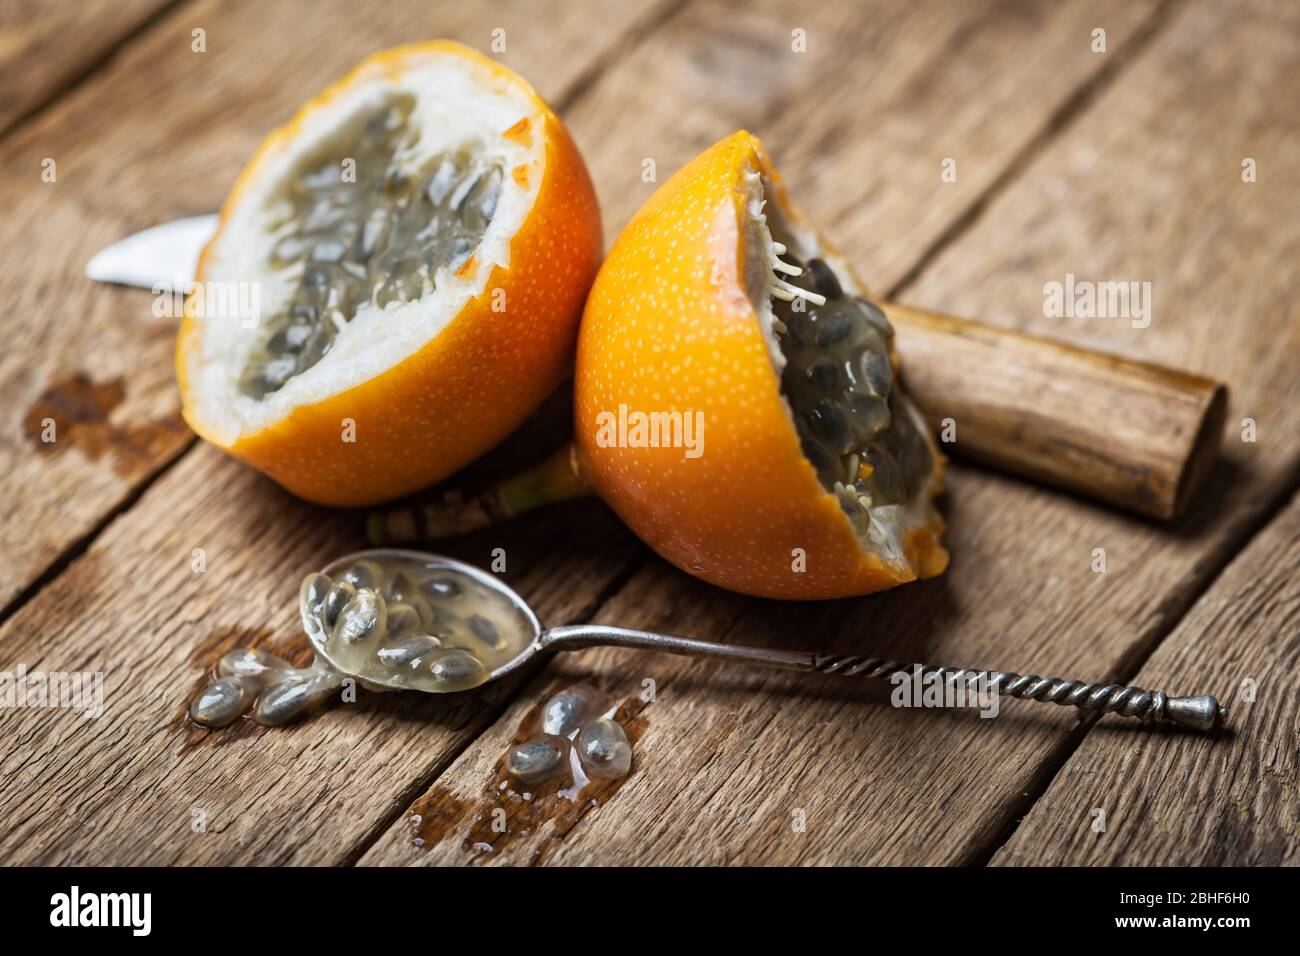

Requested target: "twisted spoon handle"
[{"left": 540, "top": 625, "right": 1226, "bottom": 732}]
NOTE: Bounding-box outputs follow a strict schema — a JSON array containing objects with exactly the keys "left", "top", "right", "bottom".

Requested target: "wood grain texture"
[
  {"left": 0, "top": 0, "right": 668, "bottom": 607},
  {"left": 885, "top": 302, "right": 1227, "bottom": 519},
  {"left": 0, "top": 0, "right": 176, "bottom": 134},
  {"left": 566, "top": 0, "right": 1161, "bottom": 288},
  {"left": 992, "top": 494, "right": 1300, "bottom": 866},
  {"left": 0, "top": 0, "right": 1174, "bottom": 865},
  {"left": 0, "top": 444, "right": 644, "bottom": 865},
  {"left": 356, "top": 0, "right": 1300, "bottom": 865}
]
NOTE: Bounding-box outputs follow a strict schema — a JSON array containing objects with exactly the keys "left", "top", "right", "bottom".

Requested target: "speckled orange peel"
[
  {"left": 372, "top": 131, "right": 947, "bottom": 600},
  {"left": 177, "top": 42, "right": 601, "bottom": 506}
]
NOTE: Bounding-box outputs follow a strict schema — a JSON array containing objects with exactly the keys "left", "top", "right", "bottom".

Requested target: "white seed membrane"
[{"left": 186, "top": 51, "right": 545, "bottom": 445}]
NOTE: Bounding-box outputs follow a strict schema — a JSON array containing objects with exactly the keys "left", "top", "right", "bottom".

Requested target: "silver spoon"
[{"left": 307, "top": 550, "right": 1225, "bottom": 733}]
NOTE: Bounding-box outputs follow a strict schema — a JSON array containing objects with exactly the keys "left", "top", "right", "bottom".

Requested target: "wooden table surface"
[{"left": 1, "top": 0, "right": 1297, "bottom": 866}]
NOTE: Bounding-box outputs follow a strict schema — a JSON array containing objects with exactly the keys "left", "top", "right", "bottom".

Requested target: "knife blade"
[{"left": 85, "top": 214, "right": 219, "bottom": 291}]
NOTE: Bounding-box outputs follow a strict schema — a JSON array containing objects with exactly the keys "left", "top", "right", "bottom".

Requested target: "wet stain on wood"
[
  {"left": 407, "top": 681, "right": 650, "bottom": 864},
  {"left": 23, "top": 372, "right": 189, "bottom": 478}
]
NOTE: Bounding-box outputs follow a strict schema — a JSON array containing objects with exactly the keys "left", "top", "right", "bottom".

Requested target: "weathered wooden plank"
[
  {"left": 0, "top": 0, "right": 1164, "bottom": 865},
  {"left": 0, "top": 0, "right": 667, "bottom": 607},
  {"left": 569, "top": 0, "right": 1162, "bottom": 290},
  {"left": 991, "top": 494, "right": 1299, "bottom": 866},
  {"left": 0, "top": 442, "right": 645, "bottom": 865},
  {"left": 359, "top": 0, "right": 1300, "bottom": 865},
  {"left": 0, "top": 0, "right": 176, "bottom": 135}
]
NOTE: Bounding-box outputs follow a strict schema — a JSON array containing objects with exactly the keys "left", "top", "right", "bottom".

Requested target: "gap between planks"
[
  {"left": 884, "top": 0, "right": 1177, "bottom": 303},
  {"left": 0, "top": 0, "right": 197, "bottom": 143},
  {"left": 972, "top": 458, "right": 1300, "bottom": 867}
]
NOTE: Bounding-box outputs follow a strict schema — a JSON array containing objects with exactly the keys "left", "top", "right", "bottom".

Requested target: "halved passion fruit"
[
  {"left": 370, "top": 131, "right": 946, "bottom": 600},
  {"left": 571, "top": 131, "right": 946, "bottom": 598},
  {"left": 178, "top": 42, "right": 601, "bottom": 506}
]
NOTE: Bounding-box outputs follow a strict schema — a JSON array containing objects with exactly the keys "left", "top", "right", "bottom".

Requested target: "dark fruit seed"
[
  {"left": 422, "top": 577, "right": 462, "bottom": 600},
  {"left": 507, "top": 736, "right": 572, "bottom": 786},
  {"left": 385, "top": 602, "right": 421, "bottom": 637},
  {"left": 240, "top": 98, "right": 504, "bottom": 400},
  {"left": 783, "top": 310, "right": 813, "bottom": 345},
  {"left": 806, "top": 358, "right": 842, "bottom": 391},
  {"left": 847, "top": 395, "right": 892, "bottom": 440},
  {"left": 857, "top": 297, "right": 893, "bottom": 340},
  {"left": 771, "top": 253, "right": 929, "bottom": 512},
  {"left": 467, "top": 615, "right": 502, "bottom": 648},
  {"left": 384, "top": 572, "right": 417, "bottom": 603},
  {"left": 857, "top": 350, "right": 892, "bottom": 398},
  {"left": 427, "top": 649, "right": 487, "bottom": 687},
  {"left": 377, "top": 634, "right": 441, "bottom": 667},
  {"left": 266, "top": 323, "right": 312, "bottom": 354},
  {"left": 813, "top": 311, "right": 852, "bottom": 347},
  {"left": 190, "top": 677, "right": 254, "bottom": 728},
  {"left": 341, "top": 562, "right": 376, "bottom": 589},
  {"left": 801, "top": 438, "right": 838, "bottom": 479},
  {"left": 252, "top": 679, "right": 330, "bottom": 727},
  {"left": 805, "top": 258, "right": 843, "bottom": 300},
  {"left": 323, "top": 582, "right": 355, "bottom": 628},
  {"left": 859, "top": 297, "right": 888, "bottom": 323},
  {"left": 334, "top": 590, "right": 383, "bottom": 645},
  {"left": 810, "top": 401, "right": 851, "bottom": 450},
  {"left": 575, "top": 718, "right": 633, "bottom": 779},
  {"left": 540, "top": 684, "right": 607, "bottom": 737}
]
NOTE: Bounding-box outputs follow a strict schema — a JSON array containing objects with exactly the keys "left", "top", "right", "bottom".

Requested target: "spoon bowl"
[{"left": 309, "top": 548, "right": 543, "bottom": 691}]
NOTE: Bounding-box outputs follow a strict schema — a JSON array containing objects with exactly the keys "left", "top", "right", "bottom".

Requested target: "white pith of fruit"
[
  {"left": 185, "top": 51, "right": 545, "bottom": 446},
  {"left": 741, "top": 165, "right": 940, "bottom": 573}
]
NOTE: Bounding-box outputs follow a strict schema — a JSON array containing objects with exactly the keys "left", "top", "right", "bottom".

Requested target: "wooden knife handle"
[{"left": 883, "top": 302, "right": 1228, "bottom": 521}]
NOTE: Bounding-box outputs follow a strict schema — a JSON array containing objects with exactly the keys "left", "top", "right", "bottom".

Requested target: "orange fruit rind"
[
  {"left": 573, "top": 131, "right": 946, "bottom": 599},
  {"left": 177, "top": 42, "right": 601, "bottom": 506}
]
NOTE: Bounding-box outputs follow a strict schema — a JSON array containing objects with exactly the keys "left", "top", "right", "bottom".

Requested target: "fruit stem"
[{"left": 367, "top": 442, "right": 592, "bottom": 543}]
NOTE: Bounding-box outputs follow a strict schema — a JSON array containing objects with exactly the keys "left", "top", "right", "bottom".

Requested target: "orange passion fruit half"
[
  {"left": 572, "top": 131, "right": 946, "bottom": 599},
  {"left": 373, "top": 131, "right": 947, "bottom": 600},
  {"left": 177, "top": 42, "right": 601, "bottom": 506}
]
